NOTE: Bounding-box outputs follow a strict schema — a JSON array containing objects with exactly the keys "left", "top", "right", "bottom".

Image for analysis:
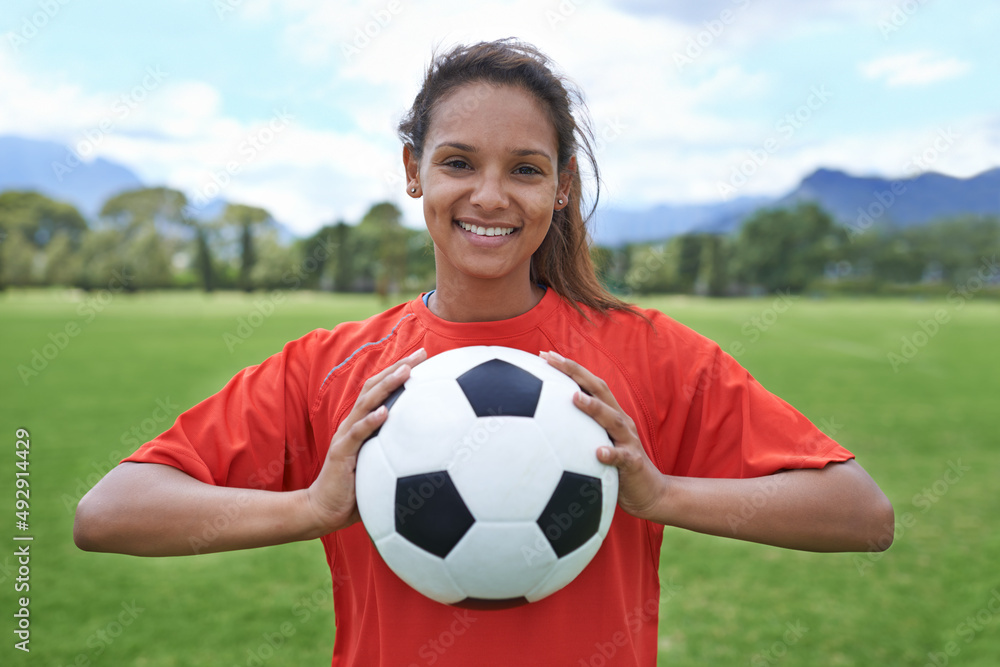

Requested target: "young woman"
[{"left": 75, "top": 39, "right": 894, "bottom": 666}]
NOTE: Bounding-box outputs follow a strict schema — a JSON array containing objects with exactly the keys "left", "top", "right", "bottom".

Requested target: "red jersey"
[{"left": 125, "top": 289, "right": 852, "bottom": 666}]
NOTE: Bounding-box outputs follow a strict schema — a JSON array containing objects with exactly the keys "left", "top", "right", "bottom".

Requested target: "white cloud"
[
  {"left": 637, "top": 114, "right": 1000, "bottom": 206},
  {"left": 616, "top": 0, "right": 900, "bottom": 23},
  {"left": 0, "top": 48, "right": 404, "bottom": 234},
  {"left": 0, "top": 50, "right": 102, "bottom": 141},
  {"left": 2, "top": 2, "right": 996, "bottom": 235},
  {"left": 861, "top": 51, "right": 972, "bottom": 87}
]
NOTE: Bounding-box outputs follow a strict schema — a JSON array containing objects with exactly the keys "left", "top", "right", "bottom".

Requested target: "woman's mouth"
[{"left": 456, "top": 220, "right": 516, "bottom": 237}]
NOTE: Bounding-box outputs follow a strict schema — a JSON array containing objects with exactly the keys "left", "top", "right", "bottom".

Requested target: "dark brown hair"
[{"left": 398, "top": 38, "right": 641, "bottom": 319}]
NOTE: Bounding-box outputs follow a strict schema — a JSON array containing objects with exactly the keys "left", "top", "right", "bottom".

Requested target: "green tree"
[
  {"left": 331, "top": 222, "right": 355, "bottom": 291},
  {"left": 124, "top": 225, "right": 173, "bottom": 288},
  {"left": 77, "top": 228, "right": 128, "bottom": 290},
  {"left": 0, "top": 190, "right": 87, "bottom": 288},
  {"left": 404, "top": 230, "right": 436, "bottom": 292},
  {"left": 98, "top": 187, "right": 224, "bottom": 291},
  {"left": 192, "top": 225, "right": 217, "bottom": 292},
  {"left": 43, "top": 231, "right": 83, "bottom": 286},
  {"left": 249, "top": 229, "right": 298, "bottom": 289},
  {"left": 300, "top": 223, "right": 341, "bottom": 291},
  {"left": 222, "top": 204, "right": 274, "bottom": 292},
  {"left": 358, "top": 202, "right": 408, "bottom": 300},
  {"left": 695, "top": 234, "right": 728, "bottom": 296},
  {"left": 733, "top": 203, "right": 844, "bottom": 292},
  {"left": 625, "top": 243, "right": 674, "bottom": 294},
  {"left": 0, "top": 232, "right": 36, "bottom": 287},
  {"left": 100, "top": 187, "right": 187, "bottom": 237},
  {"left": 0, "top": 190, "right": 87, "bottom": 246},
  {"left": 99, "top": 187, "right": 192, "bottom": 289},
  {"left": 673, "top": 234, "right": 706, "bottom": 293}
]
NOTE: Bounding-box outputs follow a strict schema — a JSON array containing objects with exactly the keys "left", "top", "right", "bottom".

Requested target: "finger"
[
  {"left": 360, "top": 347, "right": 427, "bottom": 393},
  {"left": 331, "top": 404, "right": 389, "bottom": 457},
  {"left": 594, "top": 432, "right": 647, "bottom": 474},
  {"left": 347, "top": 348, "right": 427, "bottom": 423},
  {"left": 572, "top": 391, "right": 637, "bottom": 446},
  {"left": 344, "top": 364, "right": 411, "bottom": 432},
  {"left": 595, "top": 443, "right": 625, "bottom": 467},
  {"left": 540, "top": 351, "right": 622, "bottom": 411}
]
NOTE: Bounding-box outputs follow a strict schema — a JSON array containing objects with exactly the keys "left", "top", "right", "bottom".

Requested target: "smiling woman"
[
  {"left": 397, "top": 40, "right": 635, "bottom": 324},
  {"left": 74, "top": 38, "right": 893, "bottom": 667},
  {"left": 405, "top": 82, "right": 570, "bottom": 320}
]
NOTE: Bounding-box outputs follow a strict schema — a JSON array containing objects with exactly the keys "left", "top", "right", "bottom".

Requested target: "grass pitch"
[{"left": 1, "top": 289, "right": 997, "bottom": 666}]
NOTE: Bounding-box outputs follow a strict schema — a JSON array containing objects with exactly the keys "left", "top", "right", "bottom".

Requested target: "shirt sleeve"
[
  {"left": 656, "top": 319, "right": 853, "bottom": 479},
  {"left": 122, "top": 333, "right": 320, "bottom": 492}
]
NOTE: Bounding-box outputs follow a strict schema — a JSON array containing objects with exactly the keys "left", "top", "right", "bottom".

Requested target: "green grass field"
[{"left": 1, "top": 289, "right": 997, "bottom": 666}]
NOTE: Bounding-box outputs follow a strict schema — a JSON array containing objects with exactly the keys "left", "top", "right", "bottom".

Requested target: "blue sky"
[{"left": 1, "top": 0, "right": 997, "bottom": 234}]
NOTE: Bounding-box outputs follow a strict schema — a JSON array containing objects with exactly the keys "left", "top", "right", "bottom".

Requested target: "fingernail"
[
  {"left": 392, "top": 365, "right": 408, "bottom": 378},
  {"left": 546, "top": 350, "right": 565, "bottom": 362},
  {"left": 575, "top": 391, "right": 590, "bottom": 405}
]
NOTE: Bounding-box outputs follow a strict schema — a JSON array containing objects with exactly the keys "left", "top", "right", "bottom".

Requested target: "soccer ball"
[{"left": 356, "top": 346, "right": 618, "bottom": 608}]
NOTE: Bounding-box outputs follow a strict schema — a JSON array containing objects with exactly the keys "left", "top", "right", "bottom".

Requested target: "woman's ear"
[
  {"left": 403, "top": 144, "right": 421, "bottom": 197},
  {"left": 555, "top": 155, "right": 576, "bottom": 210}
]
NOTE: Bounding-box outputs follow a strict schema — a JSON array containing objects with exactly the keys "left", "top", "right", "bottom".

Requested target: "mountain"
[
  {"left": 0, "top": 135, "right": 298, "bottom": 243},
  {"left": 589, "top": 167, "right": 1000, "bottom": 246},
  {"left": 778, "top": 167, "right": 1000, "bottom": 227},
  {"left": 589, "top": 196, "right": 771, "bottom": 247},
  {"left": 0, "top": 135, "right": 144, "bottom": 217}
]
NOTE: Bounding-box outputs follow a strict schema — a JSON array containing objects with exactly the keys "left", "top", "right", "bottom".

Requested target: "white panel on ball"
[
  {"left": 599, "top": 468, "right": 619, "bottom": 538},
  {"left": 378, "top": 378, "right": 477, "bottom": 477},
  {"left": 524, "top": 533, "right": 603, "bottom": 603},
  {"left": 445, "top": 522, "right": 556, "bottom": 599},
  {"left": 355, "top": 442, "right": 398, "bottom": 543},
  {"left": 375, "top": 533, "right": 467, "bottom": 605},
  {"left": 448, "top": 418, "right": 563, "bottom": 522},
  {"left": 534, "top": 380, "right": 614, "bottom": 477},
  {"left": 409, "top": 346, "right": 495, "bottom": 381}
]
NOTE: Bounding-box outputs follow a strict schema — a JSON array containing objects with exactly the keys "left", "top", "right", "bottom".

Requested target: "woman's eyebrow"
[
  {"left": 432, "top": 142, "right": 552, "bottom": 161},
  {"left": 509, "top": 148, "right": 552, "bottom": 160},
  {"left": 434, "top": 141, "right": 477, "bottom": 153}
]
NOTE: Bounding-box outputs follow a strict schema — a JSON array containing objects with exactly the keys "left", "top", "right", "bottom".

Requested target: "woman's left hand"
[{"left": 540, "top": 350, "right": 667, "bottom": 521}]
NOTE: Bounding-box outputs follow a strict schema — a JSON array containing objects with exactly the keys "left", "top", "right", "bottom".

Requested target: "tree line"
[
  {"left": 594, "top": 203, "right": 1000, "bottom": 297},
  {"left": 1, "top": 188, "right": 997, "bottom": 297},
  {"left": 0, "top": 187, "right": 434, "bottom": 297}
]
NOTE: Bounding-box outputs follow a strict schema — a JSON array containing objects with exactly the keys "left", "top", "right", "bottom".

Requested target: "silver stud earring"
[
  {"left": 557, "top": 198, "right": 564, "bottom": 205},
  {"left": 410, "top": 187, "right": 417, "bottom": 193}
]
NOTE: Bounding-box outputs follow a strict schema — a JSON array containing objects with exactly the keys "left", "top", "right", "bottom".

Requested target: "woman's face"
[{"left": 405, "top": 82, "right": 571, "bottom": 288}]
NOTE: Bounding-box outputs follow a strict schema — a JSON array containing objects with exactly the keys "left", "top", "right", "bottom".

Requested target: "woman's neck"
[{"left": 428, "top": 271, "right": 545, "bottom": 323}]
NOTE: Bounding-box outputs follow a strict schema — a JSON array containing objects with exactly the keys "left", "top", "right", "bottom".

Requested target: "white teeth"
[{"left": 459, "top": 221, "right": 514, "bottom": 237}]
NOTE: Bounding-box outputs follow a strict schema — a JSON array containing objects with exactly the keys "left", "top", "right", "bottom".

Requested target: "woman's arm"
[
  {"left": 540, "top": 351, "right": 894, "bottom": 553},
  {"left": 74, "top": 348, "right": 427, "bottom": 556},
  {"left": 636, "top": 459, "right": 893, "bottom": 552},
  {"left": 74, "top": 462, "right": 319, "bottom": 556}
]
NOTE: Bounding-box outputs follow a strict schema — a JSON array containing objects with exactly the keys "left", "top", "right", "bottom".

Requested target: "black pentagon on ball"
[
  {"left": 395, "top": 471, "right": 475, "bottom": 558},
  {"left": 456, "top": 358, "right": 543, "bottom": 418},
  {"left": 536, "top": 471, "right": 603, "bottom": 558},
  {"left": 454, "top": 597, "right": 529, "bottom": 610}
]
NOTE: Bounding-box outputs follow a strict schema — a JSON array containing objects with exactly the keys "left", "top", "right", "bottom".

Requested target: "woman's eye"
[
  {"left": 444, "top": 159, "right": 471, "bottom": 170},
  {"left": 515, "top": 165, "right": 541, "bottom": 175}
]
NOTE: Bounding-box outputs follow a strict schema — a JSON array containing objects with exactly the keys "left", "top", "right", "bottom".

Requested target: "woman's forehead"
[{"left": 425, "top": 83, "right": 559, "bottom": 154}]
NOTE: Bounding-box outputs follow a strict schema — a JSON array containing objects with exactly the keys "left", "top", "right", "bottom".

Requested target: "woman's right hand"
[{"left": 302, "top": 347, "right": 427, "bottom": 537}]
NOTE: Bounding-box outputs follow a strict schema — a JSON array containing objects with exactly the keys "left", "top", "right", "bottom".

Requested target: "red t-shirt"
[{"left": 124, "top": 289, "right": 852, "bottom": 666}]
